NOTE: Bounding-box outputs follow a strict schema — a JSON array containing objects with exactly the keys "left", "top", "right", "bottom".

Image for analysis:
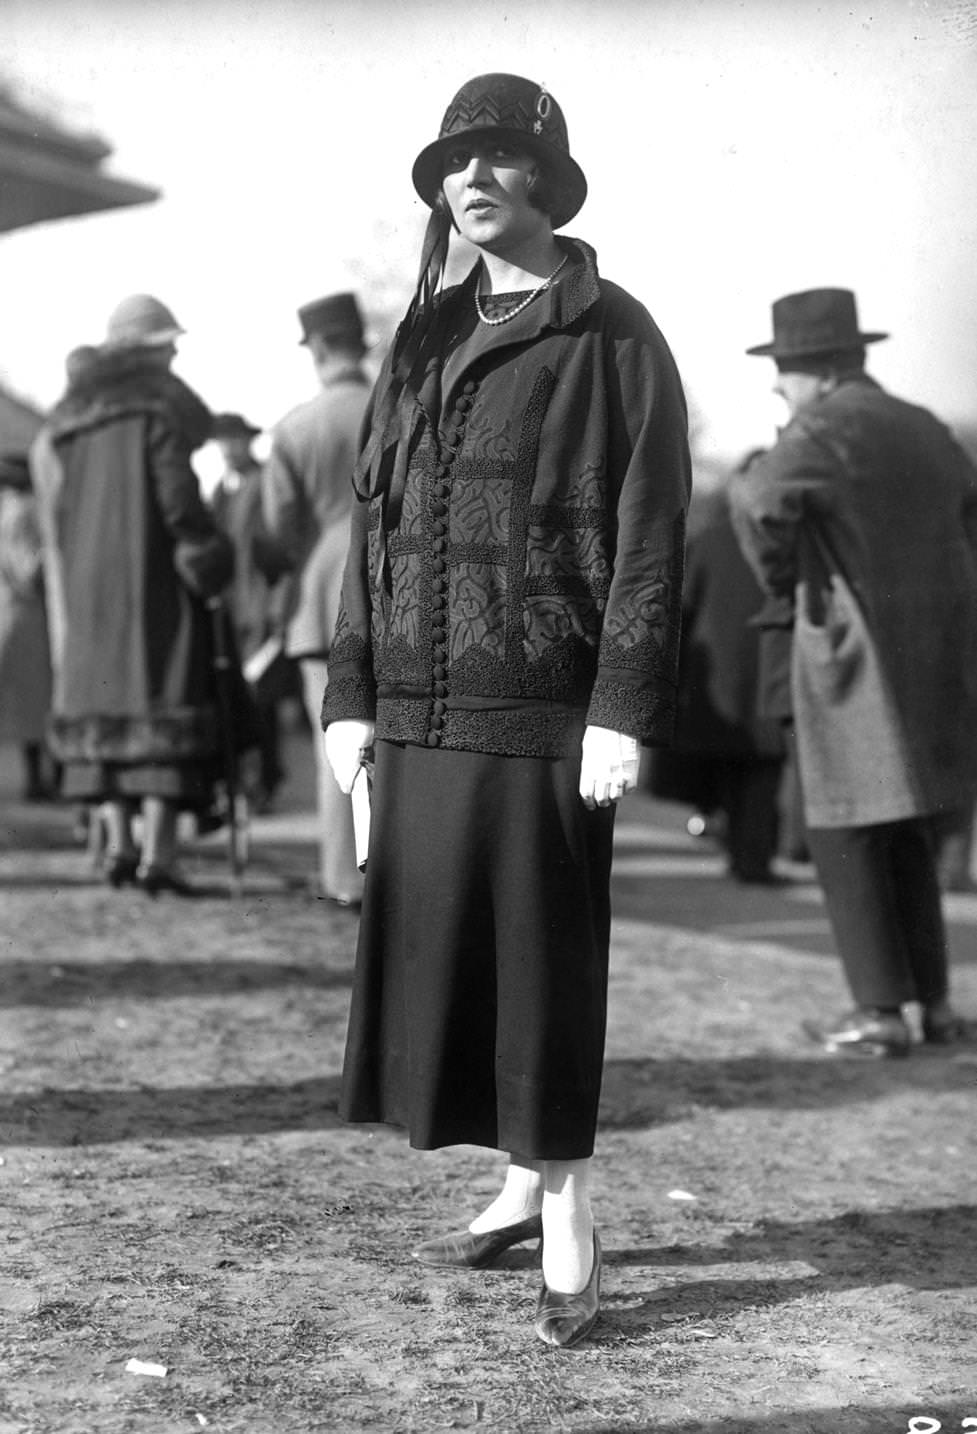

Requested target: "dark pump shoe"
[
  {"left": 802, "top": 1007, "right": 911, "bottom": 1058},
  {"left": 922, "top": 999, "right": 972, "bottom": 1044},
  {"left": 136, "top": 865, "right": 197, "bottom": 898},
  {"left": 534, "top": 1229, "right": 602, "bottom": 1349},
  {"left": 411, "top": 1213, "right": 543, "bottom": 1268}
]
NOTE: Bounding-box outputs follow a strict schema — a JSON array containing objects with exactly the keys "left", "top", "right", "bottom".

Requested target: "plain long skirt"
[{"left": 339, "top": 739, "right": 616, "bottom": 1159}]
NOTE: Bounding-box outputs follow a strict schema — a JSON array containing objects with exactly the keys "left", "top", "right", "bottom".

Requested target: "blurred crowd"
[{"left": 2, "top": 275, "right": 977, "bottom": 1056}]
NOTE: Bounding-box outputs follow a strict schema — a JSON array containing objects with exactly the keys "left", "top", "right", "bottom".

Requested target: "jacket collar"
[
  {"left": 453, "top": 234, "right": 600, "bottom": 343},
  {"left": 47, "top": 345, "right": 212, "bottom": 449},
  {"left": 405, "top": 236, "right": 601, "bottom": 426}
]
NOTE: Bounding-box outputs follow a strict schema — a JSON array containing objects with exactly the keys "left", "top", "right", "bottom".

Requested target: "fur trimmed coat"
[
  {"left": 323, "top": 239, "right": 691, "bottom": 757},
  {"left": 30, "top": 347, "right": 233, "bottom": 768}
]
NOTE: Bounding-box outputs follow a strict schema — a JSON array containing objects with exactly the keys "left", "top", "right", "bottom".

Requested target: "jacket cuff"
[
  {"left": 321, "top": 669, "right": 377, "bottom": 729},
  {"left": 586, "top": 672, "right": 677, "bottom": 747}
]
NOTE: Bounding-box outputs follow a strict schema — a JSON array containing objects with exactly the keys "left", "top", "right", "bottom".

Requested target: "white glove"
[
  {"left": 579, "top": 725, "right": 640, "bottom": 809},
  {"left": 324, "top": 720, "right": 376, "bottom": 795}
]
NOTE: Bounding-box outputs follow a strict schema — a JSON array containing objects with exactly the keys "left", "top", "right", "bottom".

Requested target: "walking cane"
[{"left": 207, "top": 597, "right": 248, "bottom": 897}]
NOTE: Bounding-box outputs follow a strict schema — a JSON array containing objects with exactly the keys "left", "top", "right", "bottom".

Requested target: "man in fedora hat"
[
  {"left": 731, "top": 287, "right": 977, "bottom": 1057},
  {"left": 262, "top": 292, "right": 371, "bottom": 904}
]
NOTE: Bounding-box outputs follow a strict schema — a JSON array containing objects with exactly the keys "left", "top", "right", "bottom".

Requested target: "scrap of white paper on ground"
[{"left": 124, "top": 1358, "right": 168, "bottom": 1378}]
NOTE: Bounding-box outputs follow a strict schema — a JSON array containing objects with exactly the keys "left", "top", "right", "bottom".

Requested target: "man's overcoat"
[{"left": 730, "top": 375, "right": 977, "bottom": 827}]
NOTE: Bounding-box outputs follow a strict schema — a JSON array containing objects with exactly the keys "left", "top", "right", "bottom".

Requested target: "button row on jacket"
[{"left": 424, "top": 381, "right": 478, "bottom": 747}]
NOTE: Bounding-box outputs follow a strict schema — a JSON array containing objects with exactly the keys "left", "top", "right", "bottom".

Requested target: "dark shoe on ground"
[
  {"left": 534, "top": 1229, "right": 602, "bottom": 1349},
  {"left": 412, "top": 1213, "right": 543, "bottom": 1268},
  {"left": 137, "top": 864, "right": 197, "bottom": 898},
  {"left": 105, "top": 852, "right": 140, "bottom": 889},
  {"left": 922, "top": 999, "right": 974, "bottom": 1044},
  {"left": 802, "top": 1008, "right": 911, "bottom": 1058}
]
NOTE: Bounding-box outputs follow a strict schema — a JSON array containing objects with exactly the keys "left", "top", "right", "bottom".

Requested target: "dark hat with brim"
[
  {"left": 297, "top": 291, "right": 367, "bottom": 350},
  {"left": 747, "top": 287, "right": 888, "bottom": 359},
  {"left": 212, "top": 412, "right": 261, "bottom": 440},
  {"left": 411, "top": 72, "right": 587, "bottom": 231}
]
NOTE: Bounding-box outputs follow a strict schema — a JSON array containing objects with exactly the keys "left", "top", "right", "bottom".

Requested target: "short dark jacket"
[{"left": 323, "top": 239, "right": 691, "bottom": 758}]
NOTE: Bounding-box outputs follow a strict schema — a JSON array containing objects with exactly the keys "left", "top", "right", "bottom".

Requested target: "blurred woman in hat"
[
  {"left": 30, "top": 296, "right": 233, "bottom": 894},
  {"left": 0, "top": 452, "right": 55, "bottom": 800},
  {"left": 323, "top": 73, "right": 691, "bottom": 1347},
  {"left": 210, "top": 412, "right": 291, "bottom": 812}
]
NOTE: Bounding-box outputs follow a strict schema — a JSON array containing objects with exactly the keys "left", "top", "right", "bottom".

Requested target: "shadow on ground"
[
  {"left": 0, "top": 956, "right": 353, "bottom": 1006},
  {"left": 0, "top": 1074, "right": 343, "bottom": 1144},
  {"left": 600, "top": 1051, "right": 977, "bottom": 1126},
  {"left": 573, "top": 1408, "right": 969, "bottom": 1434}
]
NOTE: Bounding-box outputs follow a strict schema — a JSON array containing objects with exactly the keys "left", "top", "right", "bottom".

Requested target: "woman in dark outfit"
[{"left": 324, "top": 74, "right": 690, "bottom": 1347}]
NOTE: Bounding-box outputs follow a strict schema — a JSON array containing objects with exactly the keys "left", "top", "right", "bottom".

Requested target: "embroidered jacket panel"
[{"left": 323, "top": 239, "right": 692, "bottom": 758}]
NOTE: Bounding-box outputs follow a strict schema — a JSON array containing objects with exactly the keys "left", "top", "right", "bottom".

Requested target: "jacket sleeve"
[
  {"left": 320, "top": 387, "right": 381, "bottom": 728},
  {"left": 320, "top": 492, "right": 375, "bottom": 727},
  {"left": 728, "top": 420, "right": 839, "bottom": 601},
  {"left": 148, "top": 415, "right": 233, "bottom": 598},
  {"left": 260, "top": 426, "right": 305, "bottom": 575},
  {"left": 585, "top": 311, "right": 692, "bottom": 746}
]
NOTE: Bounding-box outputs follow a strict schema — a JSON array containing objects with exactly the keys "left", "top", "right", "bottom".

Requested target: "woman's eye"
[{"left": 444, "top": 149, "right": 471, "bottom": 170}]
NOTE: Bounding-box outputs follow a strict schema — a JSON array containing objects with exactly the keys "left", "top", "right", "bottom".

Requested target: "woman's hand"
[
  {"left": 324, "top": 720, "right": 376, "bottom": 794},
  {"left": 579, "top": 726, "right": 640, "bottom": 809}
]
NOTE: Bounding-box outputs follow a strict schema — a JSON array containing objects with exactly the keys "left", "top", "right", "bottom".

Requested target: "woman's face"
[{"left": 441, "top": 137, "right": 549, "bottom": 255}]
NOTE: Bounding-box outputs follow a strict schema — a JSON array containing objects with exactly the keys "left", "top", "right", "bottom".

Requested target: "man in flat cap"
[
  {"left": 262, "top": 292, "right": 371, "bottom": 904},
  {"left": 731, "top": 287, "right": 977, "bottom": 1057}
]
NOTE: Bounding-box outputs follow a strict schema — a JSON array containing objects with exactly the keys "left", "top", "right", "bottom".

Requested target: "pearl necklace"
[{"left": 475, "top": 254, "right": 568, "bottom": 326}]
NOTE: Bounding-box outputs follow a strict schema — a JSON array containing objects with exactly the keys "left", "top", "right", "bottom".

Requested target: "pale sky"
[{"left": 2, "top": 0, "right": 976, "bottom": 470}]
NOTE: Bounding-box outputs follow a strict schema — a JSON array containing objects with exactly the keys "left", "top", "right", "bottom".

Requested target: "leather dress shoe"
[
  {"left": 411, "top": 1213, "right": 542, "bottom": 1268},
  {"left": 922, "top": 999, "right": 973, "bottom": 1044},
  {"left": 802, "top": 1007, "right": 911, "bottom": 1058},
  {"left": 534, "top": 1229, "right": 602, "bottom": 1349},
  {"left": 137, "top": 864, "right": 197, "bottom": 898},
  {"left": 105, "top": 852, "right": 140, "bottom": 889}
]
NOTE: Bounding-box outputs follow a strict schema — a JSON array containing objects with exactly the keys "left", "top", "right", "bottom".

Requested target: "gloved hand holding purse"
[
  {"left": 324, "top": 720, "right": 376, "bottom": 795},
  {"left": 579, "top": 725, "right": 640, "bottom": 809}
]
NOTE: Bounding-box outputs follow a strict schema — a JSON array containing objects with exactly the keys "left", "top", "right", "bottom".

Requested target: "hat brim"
[
  {"left": 411, "top": 127, "right": 587, "bottom": 230},
  {"left": 746, "top": 330, "right": 889, "bottom": 357}
]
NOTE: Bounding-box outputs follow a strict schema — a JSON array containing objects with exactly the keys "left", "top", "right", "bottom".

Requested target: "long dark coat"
[
  {"left": 730, "top": 375, "right": 977, "bottom": 828},
  {"left": 31, "top": 348, "right": 232, "bottom": 769}
]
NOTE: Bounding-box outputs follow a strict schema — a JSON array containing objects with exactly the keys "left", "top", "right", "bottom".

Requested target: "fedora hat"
[
  {"left": 297, "top": 291, "right": 366, "bottom": 350},
  {"left": 411, "top": 73, "right": 587, "bottom": 230},
  {"left": 105, "top": 293, "right": 185, "bottom": 348},
  {"left": 212, "top": 412, "right": 261, "bottom": 440},
  {"left": 747, "top": 288, "right": 888, "bottom": 360}
]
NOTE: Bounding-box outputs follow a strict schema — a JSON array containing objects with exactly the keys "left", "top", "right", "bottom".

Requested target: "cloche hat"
[
  {"left": 411, "top": 72, "right": 587, "bottom": 230},
  {"left": 747, "top": 288, "right": 888, "bottom": 360},
  {"left": 105, "top": 293, "right": 185, "bottom": 348}
]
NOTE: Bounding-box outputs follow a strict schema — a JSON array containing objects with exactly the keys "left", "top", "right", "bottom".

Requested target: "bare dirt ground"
[{"left": 2, "top": 731, "right": 976, "bottom": 1434}]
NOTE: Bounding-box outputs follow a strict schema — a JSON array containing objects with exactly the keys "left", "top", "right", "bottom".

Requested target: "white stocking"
[
  {"left": 468, "top": 1154, "right": 544, "bottom": 1233},
  {"left": 541, "top": 1157, "right": 595, "bottom": 1294}
]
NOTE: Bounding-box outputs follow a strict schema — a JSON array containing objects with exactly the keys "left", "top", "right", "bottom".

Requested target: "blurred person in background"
[
  {"left": 323, "top": 72, "right": 690, "bottom": 1348},
  {"left": 731, "top": 288, "right": 977, "bottom": 1057},
  {"left": 262, "top": 292, "right": 370, "bottom": 906},
  {"left": 30, "top": 295, "right": 233, "bottom": 895},
  {"left": 0, "top": 452, "right": 55, "bottom": 801},
  {"left": 647, "top": 454, "right": 786, "bottom": 884},
  {"left": 210, "top": 411, "right": 290, "bottom": 813}
]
